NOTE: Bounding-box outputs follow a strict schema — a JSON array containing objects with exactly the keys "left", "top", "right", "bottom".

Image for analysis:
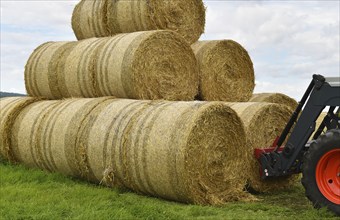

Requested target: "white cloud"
[
  {"left": 1, "top": 1, "right": 77, "bottom": 32},
  {"left": 0, "top": 0, "right": 339, "bottom": 100},
  {"left": 201, "top": 0, "right": 339, "bottom": 99},
  {"left": 0, "top": 1, "right": 78, "bottom": 93}
]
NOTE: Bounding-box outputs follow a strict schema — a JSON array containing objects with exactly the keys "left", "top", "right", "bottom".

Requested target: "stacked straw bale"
[
  {"left": 10, "top": 98, "right": 112, "bottom": 176},
  {"left": 250, "top": 93, "right": 298, "bottom": 111},
  {"left": 0, "top": 97, "right": 40, "bottom": 162},
  {"left": 192, "top": 40, "right": 255, "bottom": 102},
  {"left": 25, "top": 31, "right": 199, "bottom": 101},
  {"left": 225, "top": 102, "right": 298, "bottom": 192},
  {"left": 3, "top": 97, "right": 254, "bottom": 205},
  {"left": 25, "top": 42, "right": 75, "bottom": 98},
  {"left": 72, "top": 0, "right": 206, "bottom": 44}
]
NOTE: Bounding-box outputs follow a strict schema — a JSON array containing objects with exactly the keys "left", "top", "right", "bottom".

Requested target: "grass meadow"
[{"left": 0, "top": 160, "right": 337, "bottom": 220}]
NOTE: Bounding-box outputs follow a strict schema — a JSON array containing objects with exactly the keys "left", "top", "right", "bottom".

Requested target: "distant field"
[
  {"left": 0, "top": 92, "right": 25, "bottom": 98},
  {"left": 0, "top": 161, "right": 337, "bottom": 220}
]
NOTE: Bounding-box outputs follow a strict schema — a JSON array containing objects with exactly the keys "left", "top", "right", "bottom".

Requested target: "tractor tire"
[{"left": 302, "top": 129, "right": 340, "bottom": 215}]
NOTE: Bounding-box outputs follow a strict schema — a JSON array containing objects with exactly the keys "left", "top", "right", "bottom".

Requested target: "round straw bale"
[
  {"left": 73, "top": 98, "right": 119, "bottom": 184},
  {"left": 25, "top": 41, "right": 76, "bottom": 99},
  {"left": 11, "top": 100, "right": 60, "bottom": 169},
  {"left": 63, "top": 38, "right": 107, "bottom": 98},
  {"left": 192, "top": 40, "right": 255, "bottom": 102},
  {"left": 26, "top": 31, "right": 199, "bottom": 100},
  {"left": 49, "top": 42, "right": 77, "bottom": 98},
  {"left": 72, "top": 0, "right": 206, "bottom": 44},
  {"left": 95, "top": 31, "right": 199, "bottom": 100},
  {"left": 0, "top": 97, "right": 39, "bottom": 162},
  {"left": 87, "top": 100, "right": 252, "bottom": 204},
  {"left": 72, "top": 0, "right": 110, "bottom": 40},
  {"left": 250, "top": 93, "right": 298, "bottom": 111},
  {"left": 11, "top": 98, "right": 113, "bottom": 178},
  {"left": 226, "top": 102, "right": 298, "bottom": 192}
]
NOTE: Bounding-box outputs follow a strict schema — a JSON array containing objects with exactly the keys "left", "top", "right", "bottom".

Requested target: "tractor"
[{"left": 255, "top": 74, "right": 339, "bottom": 215}]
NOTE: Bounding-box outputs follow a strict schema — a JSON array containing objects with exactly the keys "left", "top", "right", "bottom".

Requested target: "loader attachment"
[{"left": 254, "top": 75, "right": 340, "bottom": 180}]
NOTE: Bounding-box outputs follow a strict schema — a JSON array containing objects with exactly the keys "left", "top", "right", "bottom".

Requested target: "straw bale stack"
[
  {"left": 25, "top": 31, "right": 199, "bottom": 100},
  {"left": 72, "top": 0, "right": 206, "bottom": 44},
  {"left": 192, "top": 40, "right": 255, "bottom": 101}
]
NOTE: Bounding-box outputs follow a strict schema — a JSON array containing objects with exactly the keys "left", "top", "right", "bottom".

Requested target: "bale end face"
[
  {"left": 192, "top": 40, "right": 255, "bottom": 102},
  {"left": 185, "top": 103, "right": 253, "bottom": 204},
  {"left": 148, "top": 0, "right": 206, "bottom": 44},
  {"left": 130, "top": 31, "right": 199, "bottom": 101}
]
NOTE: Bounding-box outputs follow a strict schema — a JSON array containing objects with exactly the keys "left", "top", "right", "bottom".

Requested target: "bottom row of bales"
[{"left": 0, "top": 97, "right": 297, "bottom": 205}]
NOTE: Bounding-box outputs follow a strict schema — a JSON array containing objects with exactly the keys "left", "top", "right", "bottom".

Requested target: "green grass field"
[{"left": 0, "top": 161, "right": 337, "bottom": 220}]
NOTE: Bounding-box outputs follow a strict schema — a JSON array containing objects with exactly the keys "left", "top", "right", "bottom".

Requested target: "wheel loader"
[{"left": 255, "top": 74, "right": 339, "bottom": 215}]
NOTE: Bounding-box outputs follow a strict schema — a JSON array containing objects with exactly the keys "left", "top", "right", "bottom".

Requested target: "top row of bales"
[
  {"left": 72, "top": 0, "right": 206, "bottom": 45},
  {"left": 25, "top": 0, "right": 256, "bottom": 102}
]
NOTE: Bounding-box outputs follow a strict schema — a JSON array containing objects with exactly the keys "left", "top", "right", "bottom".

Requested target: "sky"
[{"left": 0, "top": 0, "right": 339, "bottom": 100}]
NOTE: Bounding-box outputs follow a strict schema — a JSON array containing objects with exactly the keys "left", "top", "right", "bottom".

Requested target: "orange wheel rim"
[{"left": 316, "top": 149, "right": 340, "bottom": 205}]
